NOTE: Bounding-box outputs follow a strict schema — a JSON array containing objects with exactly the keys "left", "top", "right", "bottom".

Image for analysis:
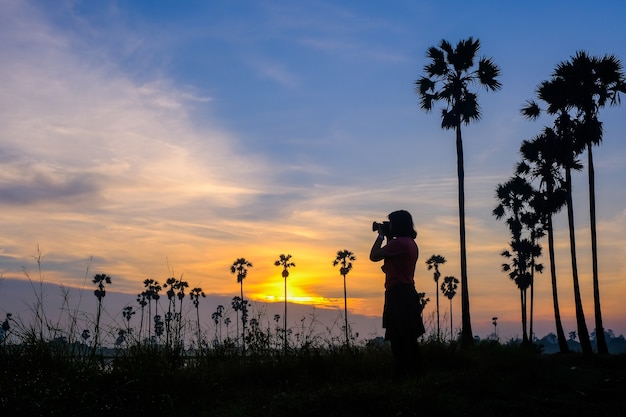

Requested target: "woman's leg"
[{"left": 390, "top": 334, "right": 421, "bottom": 376}]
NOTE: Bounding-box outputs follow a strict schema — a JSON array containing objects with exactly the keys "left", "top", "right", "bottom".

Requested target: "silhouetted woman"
[{"left": 370, "top": 209, "right": 423, "bottom": 376}]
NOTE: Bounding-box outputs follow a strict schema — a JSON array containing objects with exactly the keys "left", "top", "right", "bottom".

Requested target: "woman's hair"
[{"left": 388, "top": 210, "right": 417, "bottom": 239}]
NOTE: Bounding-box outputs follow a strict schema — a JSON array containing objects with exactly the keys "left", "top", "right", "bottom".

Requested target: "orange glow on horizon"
[{"left": 256, "top": 294, "right": 339, "bottom": 306}]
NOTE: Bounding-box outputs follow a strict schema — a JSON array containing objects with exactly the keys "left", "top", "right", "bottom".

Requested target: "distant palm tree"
[
  {"left": 136, "top": 292, "right": 148, "bottom": 341},
  {"left": 550, "top": 52, "right": 626, "bottom": 354},
  {"left": 441, "top": 276, "right": 459, "bottom": 341},
  {"left": 144, "top": 279, "right": 161, "bottom": 341},
  {"left": 175, "top": 279, "right": 188, "bottom": 346},
  {"left": 517, "top": 128, "right": 570, "bottom": 352},
  {"left": 500, "top": 240, "right": 540, "bottom": 345},
  {"left": 240, "top": 299, "right": 250, "bottom": 347},
  {"left": 273, "top": 314, "right": 281, "bottom": 349},
  {"left": 163, "top": 276, "right": 187, "bottom": 347},
  {"left": 92, "top": 273, "right": 111, "bottom": 352},
  {"left": 164, "top": 277, "right": 176, "bottom": 345},
  {"left": 153, "top": 315, "right": 164, "bottom": 340},
  {"left": 189, "top": 287, "right": 205, "bottom": 349},
  {"left": 122, "top": 306, "right": 135, "bottom": 343},
  {"left": 415, "top": 37, "right": 501, "bottom": 346},
  {"left": 224, "top": 317, "right": 232, "bottom": 340},
  {"left": 231, "top": 296, "right": 243, "bottom": 348},
  {"left": 275, "top": 254, "right": 295, "bottom": 354},
  {"left": 333, "top": 249, "right": 356, "bottom": 347},
  {"left": 212, "top": 305, "right": 224, "bottom": 343},
  {"left": 211, "top": 311, "right": 220, "bottom": 343},
  {"left": 231, "top": 258, "right": 253, "bottom": 350},
  {"left": 140, "top": 278, "right": 161, "bottom": 341},
  {"left": 524, "top": 195, "right": 546, "bottom": 343},
  {"left": 493, "top": 175, "right": 537, "bottom": 344},
  {"left": 426, "top": 254, "right": 446, "bottom": 341}
]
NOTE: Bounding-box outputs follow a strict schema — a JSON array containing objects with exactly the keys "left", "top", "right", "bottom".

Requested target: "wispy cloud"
[
  {"left": 0, "top": 1, "right": 279, "bottom": 285},
  {"left": 248, "top": 57, "right": 300, "bottom": 88}
]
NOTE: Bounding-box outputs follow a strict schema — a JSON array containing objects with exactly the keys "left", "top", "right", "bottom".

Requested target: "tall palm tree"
[
  {"left": 524, "top": 86, "right": 592, "bottom": 355},
  {"left": 425, "top": 254, "right": 446, "bottom": 341},
  {"left": 121, "top": 306, "right": 135, "bottom": 344},
  {"left": 517, "top": 128, "right": 570, "bottom": 352},
  {"left": 164, "top": 277, "right": 177, "bottom": 346},
  {"left": 441, "top": 276, "right": 459, "bottom": 341},
  {"left": 163, "top": 276, "right": 186, "bottom": 347},
  {"left": 415, "top": 37, "right": 501, "bottom": 346},
  {"left": 141, "top": 278, "right": 161, "bottom": 343},
  {"left": 174, "top": 279, "right": 188, "bottom": 347},
  {"left": 274, "top": 254, "right": 295, "bottom": 355},
  {"left": 189, "top": 287, "right": 205, "bottom": 349},
  {"left": 231, "top": 258, "right": 253, "bottom": 350},
  {"left": 333, "top": 249, "right": 356, "bottom": 347},
  {"left": 136, "top": 292, "right": 147, "bottom": 342},
  {"left": 551, "top": 52, "right": 626, "bottom": 354},
  {"left": 92, "top": 273, "right": 111, "bottom": 352}
]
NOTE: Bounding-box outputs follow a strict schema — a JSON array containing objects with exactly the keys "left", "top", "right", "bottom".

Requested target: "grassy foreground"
[{"left": 1, "top": 341, "right": 625, "bottom": 417}]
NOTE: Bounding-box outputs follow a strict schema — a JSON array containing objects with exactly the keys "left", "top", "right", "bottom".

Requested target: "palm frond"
[
  {"left": 440, "top": 108, "right": 456, "bottom": 130},
  {"left": 458, "top": 93, "right": 481, "bottom": 124},
  {"left": 477, "top": 57, "right": 502, "bottom": 90},
  {"left": 425, "top": 47, "right": 447, "bottom": 76},
  {"left": 451, "top": 37, "right": 479, "bottom": 72},
  {"left": 521, "top": 99, "right": 541, "bottom": 119},
  {"left": 438, "top": 39, "right": 453, "bottom": 56}
]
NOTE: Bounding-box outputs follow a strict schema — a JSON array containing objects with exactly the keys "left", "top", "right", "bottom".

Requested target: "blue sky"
[{"left": 1, "top": 0, "right": 625, "bottom": 341}]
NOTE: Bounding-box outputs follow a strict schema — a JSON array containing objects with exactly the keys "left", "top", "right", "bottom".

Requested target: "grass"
[
  {"left": 2, "top": 266, "right": 624, "bottom": 416},
  {"left": 1, "top": 339, "right": 624, "bottom": 417}
]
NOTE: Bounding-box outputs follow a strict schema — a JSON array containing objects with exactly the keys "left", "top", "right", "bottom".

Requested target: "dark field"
[{"left": 1, "top": 341, "right": 625, "bottom": 417}]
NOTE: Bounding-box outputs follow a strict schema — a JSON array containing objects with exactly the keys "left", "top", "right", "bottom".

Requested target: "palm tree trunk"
[
  {"left": 515, "top": 235, "right": 529, "bottom": 344},
  {"left": 196, "top": 306, "right": 201, "bottom": 349},
  {"left": 587, "top": 144, "right": 608, "bottom": 353},
  {"left": 343, "top": 274, "right": 349, "bottom": 347},
  {"left": 456, "top": 126, "right": 473, "bottom": 346},
  {"left": 520, "top": 289, "right": 528, "bottom": 344},
  {"left": 235, "top": 310, "right": 240, "bottom": 346},
  {"left": 529, "top": 264, "right": 535, "bottom": 342},
  {"left": 435, "top": 281, "right": 440, "bottom": 341},
  {"left": 546, "top": 211, "right": 569, "bottom": 352},
  {"left": 565, "top": 168, "right": 593, "bottom": 355},
  {"left": 148, "top": 301, "right": 152, "bottom": 342},
  {"left": 94, "top": 301, "right": 102, "bottom": 355},
  {"left": 241, "top": 281, "right": 246, "bottom": 352},
  {"left": 449, "top": 299, "right": 453, "bottom": 341},
  {"left": 284, "top": 277, "right": 287, "bottom": 355},
  {"left": 166, "top": 301, "right": 173, "bottom": 347},
  {"left": 139, "top": 305, "right": 145, "bottom": 343},
  {"left": 177, "top": 299, "right": 183, "bottom": 347}
]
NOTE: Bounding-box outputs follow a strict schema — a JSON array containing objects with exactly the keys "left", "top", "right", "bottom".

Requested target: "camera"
[{"left": 372, "top": 221, "right": 391, "bottom": 237}]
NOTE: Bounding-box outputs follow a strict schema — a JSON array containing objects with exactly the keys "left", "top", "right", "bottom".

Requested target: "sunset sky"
[{"left": 1, "top": 0, "right": 625, "bottom": 341}]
